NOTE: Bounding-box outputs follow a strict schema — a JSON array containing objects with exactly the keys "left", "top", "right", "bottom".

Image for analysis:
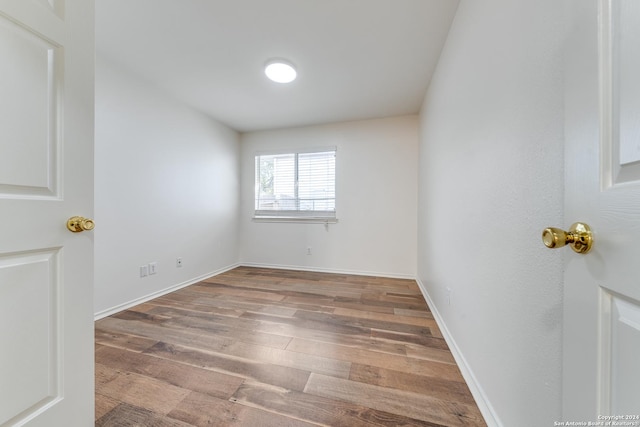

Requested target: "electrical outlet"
[
  {"left": 446, "top": 287, "right": 452, "bottom": 305},
  {"left": 149, "top": 262, "right": 157, "bottom": 275},
  {"left": 140, "top": 265, "right": 148, "bottom": 277},
  {"left": 307, "top": 247, "right": 312, "bottom": 255},
  {"left": 176, "top": 258, "right": 183, "bottom": 268}
]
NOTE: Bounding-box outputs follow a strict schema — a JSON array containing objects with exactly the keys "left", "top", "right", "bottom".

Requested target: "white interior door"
[
  {"left": 563, "top": 0, "right": 640, "bottom": 419},
  {"left": 0, "top": 0, "right": 94, "bottom": 425}
]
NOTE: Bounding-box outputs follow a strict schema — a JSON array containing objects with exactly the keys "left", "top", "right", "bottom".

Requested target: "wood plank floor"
[{"left": 95, "top": 266, "right": 486, "bottom": 426}]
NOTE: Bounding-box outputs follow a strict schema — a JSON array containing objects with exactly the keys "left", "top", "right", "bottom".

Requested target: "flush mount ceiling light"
[{"left": 264, "top": 59, "right": 297, "bottom": 83}]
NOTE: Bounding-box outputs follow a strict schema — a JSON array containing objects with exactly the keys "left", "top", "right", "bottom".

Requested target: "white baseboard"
[
  {"left": 415, "top": 277, "right": 502, "bottom": 427},
  {"left": 239, "top": 261, "right": 416, "bottom": 280},
  {"left": 93, "top": 262, "right": 240, "bottom": 320}
]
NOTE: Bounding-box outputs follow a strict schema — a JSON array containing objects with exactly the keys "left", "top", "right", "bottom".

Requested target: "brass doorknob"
[
  {"left": 542, "top": 222, "right": 593, "bottom": 254},
  {"left": 67, "top": 216, "right": 95, "bottom": 233}
]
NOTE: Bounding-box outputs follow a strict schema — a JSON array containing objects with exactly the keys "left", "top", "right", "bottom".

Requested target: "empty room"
[{"left": 2, "top": 0, "right": 639, "bottom": 426}]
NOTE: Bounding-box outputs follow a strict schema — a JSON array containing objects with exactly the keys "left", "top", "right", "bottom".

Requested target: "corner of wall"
[{"left": 414, "top": 277, "right": 502, "bottom": 427}]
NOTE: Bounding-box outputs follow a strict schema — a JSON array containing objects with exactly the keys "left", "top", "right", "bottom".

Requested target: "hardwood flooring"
[{"left": 95, "top": 267, "right": 486, "bottom": 426}]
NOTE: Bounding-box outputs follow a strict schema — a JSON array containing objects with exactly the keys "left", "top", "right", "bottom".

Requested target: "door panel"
[
  {"left": 616, "top": 0, "right": 640, "bottom": 167},
  {"left": 602, "top": 0, "right": 640, "bottom": 185},
  {"left": 0, "top": 0, "right": 94, "bottom": 425},
  {"left": 0, "top": 249, "right": 61, "bottom": 425},
  {"left": 0, "top": 13, "right": 60, "bottom": 197},
  {"left": 33, "top": 0, "right": 63, "bottom": 17},
  {"left": 600, "top": 292, "right": 640, "bottom": 413},
  {"left": 564, "top": 0, "right": 640, "bottom": 418}
]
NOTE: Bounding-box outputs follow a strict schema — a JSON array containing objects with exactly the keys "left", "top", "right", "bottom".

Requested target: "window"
[{"left": 254, "top": 148, "right": 336, "bottom": 221}]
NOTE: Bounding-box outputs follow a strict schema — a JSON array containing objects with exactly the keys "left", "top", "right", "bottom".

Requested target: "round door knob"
[
  {"left": 67, "top": 216, "right": 95, "bottom": 233},
  {"left": 542, "top": 222, "right": 592, "bottom": 254}
]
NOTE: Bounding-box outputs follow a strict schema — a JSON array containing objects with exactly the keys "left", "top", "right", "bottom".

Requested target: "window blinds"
[{"left": 255, "top": 149, "right": 336, "bottom": 218}]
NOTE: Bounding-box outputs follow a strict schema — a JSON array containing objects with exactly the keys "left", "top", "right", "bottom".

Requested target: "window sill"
[{"left": 252, "top": 216, "right": 339, "bottom": 224}]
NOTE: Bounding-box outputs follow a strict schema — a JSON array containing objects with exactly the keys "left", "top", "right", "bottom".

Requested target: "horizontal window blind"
[{"left": 255, "top": 149, "right": 336, "bottom": 219}]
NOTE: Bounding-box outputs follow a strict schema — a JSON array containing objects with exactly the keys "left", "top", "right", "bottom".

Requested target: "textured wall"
[
  {"left": 417, "top": 0, "right": 565, "bottom": 424},
  {"left": 240, "top": 116, "right": 418, "bottom": 278},
  {"left": 94, "top": 57, "right": 240, "bottom": 315}
]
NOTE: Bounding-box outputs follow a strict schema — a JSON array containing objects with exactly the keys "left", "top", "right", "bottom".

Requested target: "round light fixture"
[{"left": 264, "top": 59, "right": 297, "bottom": 83}]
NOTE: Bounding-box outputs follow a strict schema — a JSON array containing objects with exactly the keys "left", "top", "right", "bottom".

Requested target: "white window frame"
[{"left": 253, "top": 147, "right": 337, "bottom": 223}]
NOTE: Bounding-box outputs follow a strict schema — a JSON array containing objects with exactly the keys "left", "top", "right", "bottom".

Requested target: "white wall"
[
  {"left": 94, "top": 57, "right": 240, "bottom": 316},
  {"left": 417, "top": 0, "right": 564, "bottom": 425},
  {"left": 240, "top": 116, "right": 418, "bottom": 278}
]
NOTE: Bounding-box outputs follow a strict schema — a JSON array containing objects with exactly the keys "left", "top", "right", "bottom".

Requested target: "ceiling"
[{"left": 96, "top": 0, "right": 460, "bottom": 133}]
